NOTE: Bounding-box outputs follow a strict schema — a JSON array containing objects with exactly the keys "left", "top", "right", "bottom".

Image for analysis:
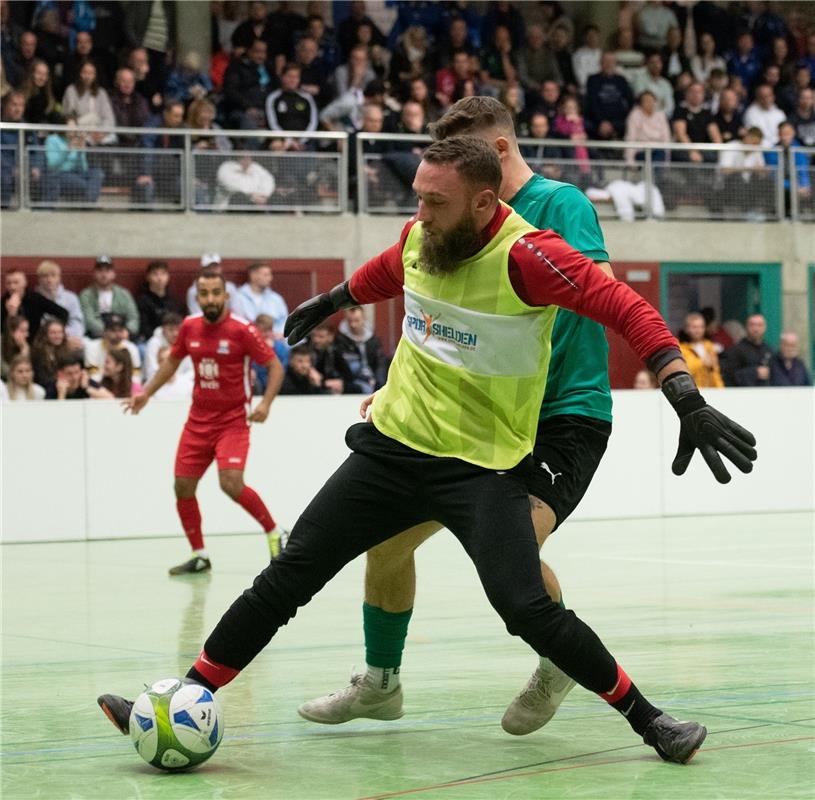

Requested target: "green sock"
[{"left": 363, "top": 602, "right": 413, "bottom": 669}]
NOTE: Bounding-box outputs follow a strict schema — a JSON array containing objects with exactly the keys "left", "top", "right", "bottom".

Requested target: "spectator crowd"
[
  {"left": 1, "top": 0, "right": 813, "bottom": 213},
  {"left": 0, "top": 255, "right": 389, "bottom": 400}
]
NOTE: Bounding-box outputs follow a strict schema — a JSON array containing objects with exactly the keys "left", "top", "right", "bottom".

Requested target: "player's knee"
[
  {"left": 530, "top": 496, "right": 557, "bottom": 547},
  {"left": 495, "top": 591, "right": 561, "bottom": 639},
  {"left": 174, "top": 477, "right": 197, "bottom": 499},
  {"left": 219, "top": 472, "right": 244, "bottom": 499}
]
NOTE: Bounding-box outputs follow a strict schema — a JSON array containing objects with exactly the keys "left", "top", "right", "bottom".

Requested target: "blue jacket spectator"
[
  {"left": 234, "top": 263, "right": 289, "bottom": 333},
  {"left": 43, "top": 121, "right": 104, "bottom": 204},
  {"left": 164, "top": 51, "right": 213, "bottom": 103},
  {"left": 727, "top": 33, "right": 762, "bottom": 90},
  {"left": 764, "top": 123, "right": 811, "bottom": 194}
]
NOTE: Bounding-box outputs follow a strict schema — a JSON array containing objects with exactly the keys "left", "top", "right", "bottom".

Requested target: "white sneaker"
[
  {"left": 297, "top": 672, "right": 404, "bottom": 725},
  {"left": 501, "top": 661, "right": 576, "bottom": 735}
]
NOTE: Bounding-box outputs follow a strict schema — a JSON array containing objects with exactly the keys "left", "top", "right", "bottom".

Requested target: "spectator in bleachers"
[
  {"left": 764, "top": 120, "right": 811, "bottom": 215},
  {"left": 335, "top": 306, "right": 388, "bottom": 393},
  {"left": 701, "top": 307, "right": 734, "bottom": 353},
  {"left": 479, "top": 25, "right": 518, "bottom": 97},
  {"left": 779, "top": 64, "right": 812, "bottom": 116},
  {"left": 435, "top": 16, "right": 475, "bottom": 70},
  {"left": 136, "top": 260, "right": 185, "bottom": 342},
  {"left": 9, "top": 30, "right": 37, "bottom": 89},
  {"left": 572, "top": 25, "right": 601, "bottom": 92},
  {"left": 79, "top": 256, "right": 139, "bottom": 339},
  {"left": 30, "top": 318, "right": 72, "bottom": 387},
  {"left": 530, "top": 78, "right": 561, "bottom": 128},
  {"left": 84, "top": 313, "right": 141, "bottom": 380},
  {"left": 21, "top": 58, "right": 60, "bottom": 124},
  {"left": 152, "top": 345, "right": 194, "bottom": 400},
  {"left": 727, "top": 32, "right": 762, "bottom": 92},
  {"left": 222, "top": 38, "right": 273, "bottom": 130},
  {"left": 660, "top": 26, "right": 691, "bottom": 86},
  {"left": 250, "top": 313, "right": 288, "bottom": 394},
  {"left": 215, "top": 153, "right": 275, "bottom": 209},
  {"left": 765, "top": 36, "right": 796, "bottom": 89},
  {"left": 632, "top": 369, "right": 658, "bottom": 389},
  {"left": 43, "top": 116, "right": 105, "bottom": 204},
  {"left": 110, "top": 68, "right": 150, "bottom": 146},
  {"left": 743, "top": 83, "right": 786, "bottom": 146},
  {"left": 186, "top": 255, "right": 239, "bottom": 315},
  {"left": 306, "top": 13, "right": 340, "bottom": 72},
  {"left": 308, "top": 322, "right": 356, "bottom": 394},
  {"left": 294, "top": 35, "right": 331, "bottom": 109},
  {"left": 706, "top": 67, "right": 730, "bottom": 114},
  {"left": 63, "top": 31, "right": 115, "bottom": 93},
  {"left": 352, "top": 19, "right": 391, "bottom": 81},
  {"left": 135, "top": 100, "right": 185, "bottom": 206},
  {"left": 61, "top": 61, "right": 115, "bottom": 142},
  {"left": 2, "top": 268, "right": 68, "bottom": 341},
  {"left": 187, "top": 98, "right": 231, "bottom": 150},
  {"left": 791, "top": 86, "right": 814, "bottom": 146},
  {"left": 636, "top": 1, "right": 678, "bottom": 50},
  {"left": 211, "top": 1, "right": 241, "bottom": 56},
  {"left": 770, "top": 332, "right": 811, "bottom": 387},
  {"left": 4, "top": 354, "right": 45, "bottom": 400},
  {"left": 1, "top": 62, "right": 11, "bottom": 98},
  {"left": 722, "top": 313, "right": 772, "bottom": 387},
  {"left": 631, "top": 51, "right": 674, "bottom": 116},
  {"left": 164, "top": 50, "right": 212, "bottom": 104},
  {"left": 625, "top": 90, "right": 671, "bottom": 164},
  {"left": 614, "top": 27, "right": 645, "bottom": 82},
  {"left": 585, "top": 51, "right": 633, "bottom": 140},
  {"left": 517, "top": 23, "right": 561, "bottom": 94},
  {"left": 234, "top": 262, "right": 288, "bottom": 333},
  {"left": 88, "top": 347, "right": 139, "bottom": 398},
  {"left": 0, "top": 90, "right": 28, "bottom": 208},
  {"left": 143, "top": 311, "right": 191, "bottom": 383},
  {"left": 690, "top": 31, "right": 726, "bottom": 84},
  {"left": 121, "top": 0, "right": 175, "bottom": 103},
  {"left": 435, "top": 49, "right": 474, "bottom": 110},
  {"left": 265, "top": 63, "right": 318, "bottom": 142},
  {"left": 673, "top": 81, "right": 720, "bottom": 163},
  {"left": 712, "top": 126, "right": 774, "bottom": 216},
  {"left": 553, "top": 95, "right": 590, "bottom": 178},
  {"left": 499, "top": 83, "right": 525, "bottom": 133},
  {"left": 334, "top": 44, "right": 376, "bottom": 100},
  {"left": 35, "top": 260, "right": 84, "bottom": 344},
  {"left": 338, "top": 2, "right": 386, "bottom": 62},
  {"left": 279, "top": 343, "right": 327, "bottom": 395},
  {"left": 127, "top": 46, "right": 161, "bottom": 112},
  {"left": 549, "top": 24, "right": 577, "bottom": 92},
  {"left": 1, "top": 316, "right": 30, "bottom": 379},
  {"left": 1, "top": 2, "right": 25, "bottom": 87},
  {"left": 349, "top": 101, "right": 389, "bottom": 207},
  {"left": 519, "top": 112, "right": 563, "bottom": 173},
  {"left": 44, "top": 354, "right": 90, "bottom": 399},
  {"left": 230, "top": 0, "right": 269, "bottom": 56},
  {"left": 713, "top": 87, "right": 745, "bottom": 143},
  {"left": 678, "top": 311, "right": 724, "bottom": 388}
]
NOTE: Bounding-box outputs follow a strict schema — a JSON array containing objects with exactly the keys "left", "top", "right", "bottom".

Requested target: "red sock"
[
  {"left": 600, "top": 663, "right": 632, "bottom": 703},
  {"left": 176, "top": 497, "right": 204, "bottom": 551},
  {"left": 236, "top": 486, "right": 275, "bottom": 532},
  {"left": 189, "top": 650, "right": 240, "bottom": 690}
]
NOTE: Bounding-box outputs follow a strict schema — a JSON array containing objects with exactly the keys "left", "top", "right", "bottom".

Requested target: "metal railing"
[
  {"left": 1, "top": 122, "right": 812, "bottom": 222},
  {"left": 0, "top": 123, "right": 348, "bottom": 214}
]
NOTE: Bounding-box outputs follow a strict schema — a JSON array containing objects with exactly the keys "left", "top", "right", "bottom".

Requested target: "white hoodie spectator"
[
  {"left": 743, "top": 84, "right": 786, "bottom": 146},
  {"left": 215, "top": 155, "right": 275, "bottom": 210}
]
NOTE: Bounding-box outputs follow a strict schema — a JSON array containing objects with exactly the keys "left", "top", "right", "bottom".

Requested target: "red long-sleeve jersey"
[{"left": 349, "top": 204, "right": 679, "bottom": 368}]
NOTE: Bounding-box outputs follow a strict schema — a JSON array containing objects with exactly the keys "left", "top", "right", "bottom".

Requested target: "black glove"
[
  {"left": 662, "top": 372, "right": 757, "bottom": 484},
  {"left": 284, "top": 281, "right": 356, "bottom": 345}
]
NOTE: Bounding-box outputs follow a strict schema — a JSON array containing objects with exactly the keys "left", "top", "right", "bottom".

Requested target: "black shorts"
[{"left": 527, "top": 415, "right": 612, "bottom": 530}]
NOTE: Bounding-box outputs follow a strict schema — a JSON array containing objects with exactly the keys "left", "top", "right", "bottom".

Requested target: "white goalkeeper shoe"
[
  {"left": 501, "top": 659, "right": 576, "bottom": 735},
  {"left": 297, "top": 672, "right": 404, "bottom": 725}
]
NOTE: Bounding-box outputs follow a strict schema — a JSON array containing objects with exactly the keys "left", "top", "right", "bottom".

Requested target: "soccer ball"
[{"left": 129, "top": 678, "right": 223, "bottom": 771}]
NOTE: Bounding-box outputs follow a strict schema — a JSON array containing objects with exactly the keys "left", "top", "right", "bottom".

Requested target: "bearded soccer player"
[
  {"left": 122, "top": 269, "right": 286, "bottom": 575},
  {"left": 100, "top": 138, "right": 756, "bottom": 764}
]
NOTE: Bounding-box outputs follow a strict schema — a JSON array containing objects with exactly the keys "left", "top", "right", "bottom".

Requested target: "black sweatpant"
[{"left": 202, "top": 423, "right": 618, "bottom": 694}]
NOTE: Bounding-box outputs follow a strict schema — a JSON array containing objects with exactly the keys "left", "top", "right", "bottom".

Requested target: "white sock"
[
  {"left": 365, "top": 665, "right": 400, "bottom": 693},
  {"left": 193, "top": 549, "right": 209, "bottom": 559}
]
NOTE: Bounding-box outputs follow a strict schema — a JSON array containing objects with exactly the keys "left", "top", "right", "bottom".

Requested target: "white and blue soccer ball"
[{"left": 129, "top": 678, "right": 223, "bottom": 771}]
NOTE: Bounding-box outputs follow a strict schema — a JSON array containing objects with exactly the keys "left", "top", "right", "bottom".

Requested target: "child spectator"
[
  {"left": 280, "top": 344, "right": 327, "bottom": 395},
  {"left": 31, "top": 318, "right": 72, "bottom": 387},
  {"left": 251, "top": 313, "right": 288, "bottom": 395},
  {"left": 678, "top": 312, "right": 724, "bottom": 388},
  {"left": 4, "top": 354, "right": 45, "bottom": 400},
  {"left": 554, "top": 95, "right": 590, "bottom": 175}
]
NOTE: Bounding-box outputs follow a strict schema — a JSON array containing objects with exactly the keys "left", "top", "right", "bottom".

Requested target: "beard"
[
  {"left": 419, "top": 213, "right": 483, "bottom": 275},
  {"left": 203, "top": 303, "right": 225, "bottom": 322}
]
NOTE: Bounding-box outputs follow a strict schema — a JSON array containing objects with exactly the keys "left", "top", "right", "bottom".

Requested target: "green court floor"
[{"left": 2, "top": 512, "right": 813, "bottom": 799}]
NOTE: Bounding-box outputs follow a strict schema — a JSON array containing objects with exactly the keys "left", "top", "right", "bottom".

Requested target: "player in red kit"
[{"left": 123, "top": 268, "right": 286, "bottom": 575}]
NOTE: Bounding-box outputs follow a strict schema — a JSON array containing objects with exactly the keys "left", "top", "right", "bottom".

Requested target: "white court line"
[{"left": 577, "top": 554, "right": 813, "bottom": 571}]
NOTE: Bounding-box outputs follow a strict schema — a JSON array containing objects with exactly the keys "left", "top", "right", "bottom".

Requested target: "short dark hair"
[
  {"left": 146, "top": 259, "right": 168, "bottom": 273},
  {"left": 161, "top": 311, "right": 183, "bottom": 326},
  {"left": 421, "top": 136, "right": 502, "bottom": 195},
  {"left": 430, "top": 96, "right": 516, "bottom": 142},
  {"left": 289, "top": 344, "right": 311, "bottom": 359},
  {"left": 247, "top": 261, "right": 270, "bottom": 273},
  {"left": 196, "top": 267, "right": 226, "bottom": 288},
  {"left": 58, "top": 354, "right": 84, "bottom": 370},
  {"left": 282, "top": 62, "right": 301, "bottom": 74}
]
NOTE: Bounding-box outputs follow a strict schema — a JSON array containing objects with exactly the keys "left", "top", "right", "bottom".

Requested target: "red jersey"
[{"left": 171, "top": 312, "right": 275, "bottom": 425}]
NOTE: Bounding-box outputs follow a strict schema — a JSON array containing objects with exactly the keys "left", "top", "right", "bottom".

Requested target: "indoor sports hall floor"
[{"left": 2, "top": 511, "right": 813, "bottom": 800}]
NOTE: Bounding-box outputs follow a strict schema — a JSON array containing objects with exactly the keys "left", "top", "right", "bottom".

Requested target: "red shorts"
[{"left": 174, "top": 419, "right": 250, "bottom": 479}]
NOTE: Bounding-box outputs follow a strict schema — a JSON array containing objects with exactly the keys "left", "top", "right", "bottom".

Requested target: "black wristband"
[
  {"left": 328, "top": 281, "right": 356, "bottom": 311},
  {"left": 661, "top": 371, "right": 706, "bottom": 417}
]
